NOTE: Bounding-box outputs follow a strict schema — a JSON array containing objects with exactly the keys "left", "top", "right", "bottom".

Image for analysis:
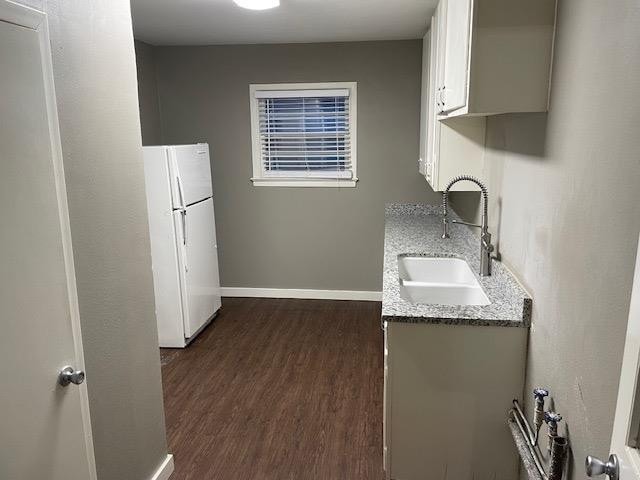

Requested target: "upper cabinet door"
[
  {"left": 418, "top": 31, "right": 430, "bottom": 176},
  {"left": 427, "top": 20, "right": 441, "bottom": 185},
  {"left": 442, "top": 0, "right": 472, "bottom": 113},
  {"left": 433, "top": 0, "right": 555, "bottom": 117},
  {"left": 435, "top": 0, "right": 447, "bottom": 113}
]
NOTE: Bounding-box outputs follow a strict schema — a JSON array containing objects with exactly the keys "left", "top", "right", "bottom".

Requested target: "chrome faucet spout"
[{"left": 441, "top": 175, "right": 494, "bottom": 276}]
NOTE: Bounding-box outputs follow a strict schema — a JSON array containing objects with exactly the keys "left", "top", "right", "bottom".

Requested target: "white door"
[
  {"left": 175, "top": 197, "right": 221, "bottom": 338},
  {"left": 169, "top": 143, "right": 213, "bottom": 207},
  {"left": 592, "top": 234, "right": 640, "bottom": 480},
  {"left": 0, "top": 2, "right": 96, "bottom": 480},
  {"left": 442, "top": 0, "right": 472, "bottom": 113}
]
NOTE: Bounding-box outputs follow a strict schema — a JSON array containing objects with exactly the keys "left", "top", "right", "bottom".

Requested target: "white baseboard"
[
  {"left": 150, "top": 454, "right": 174, "bottom": 480},
  {"left": 220, "top": 287, "right": 382, "bottom": 302}
]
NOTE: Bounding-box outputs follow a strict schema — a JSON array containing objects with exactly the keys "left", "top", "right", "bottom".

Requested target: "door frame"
[
  {"left": 610, "top": 233, "right": 640, "bottom": 478},
  {"left": 0, "top": 1, "right": 97, "bottom": 477}
]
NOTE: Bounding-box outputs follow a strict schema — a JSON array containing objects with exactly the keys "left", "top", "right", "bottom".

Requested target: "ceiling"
[{"left": 131, "top": 0, "right": 436, "bottom": 46}]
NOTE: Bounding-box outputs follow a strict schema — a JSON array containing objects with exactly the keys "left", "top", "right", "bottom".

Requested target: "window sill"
[{"left": 251, "top": 178, "right": 358, "bottom": 188}]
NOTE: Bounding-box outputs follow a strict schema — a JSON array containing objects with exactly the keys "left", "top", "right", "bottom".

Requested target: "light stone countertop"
[{"left": 382, "top": 203, "right": 532, "bottom": 327}]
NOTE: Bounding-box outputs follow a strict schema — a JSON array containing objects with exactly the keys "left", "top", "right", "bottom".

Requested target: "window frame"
[{"left": 249, "top": 82, "right": 358, "bottom": 188}]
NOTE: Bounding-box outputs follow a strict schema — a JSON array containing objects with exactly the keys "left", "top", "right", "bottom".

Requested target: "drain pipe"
[{"left": 549, "top": 437, "right": 568, "bottom": 480}]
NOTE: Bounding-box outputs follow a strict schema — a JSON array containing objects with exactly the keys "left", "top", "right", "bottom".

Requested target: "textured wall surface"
[
  {"left": 451, "top": 0, "right": 640, "bottom": 477},
  {"left": 13, "top": 1, "right": 169, "bottom": 479},
  {"left": 135, "top": 40, "right": 163, "bottom": 145},
  {"left": 146, "top": 40, "right": 439, "bottom": 292}
]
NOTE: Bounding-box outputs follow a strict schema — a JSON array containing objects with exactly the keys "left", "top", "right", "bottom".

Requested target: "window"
[{"left": 249, "top": 82, "right": 357, "bottom": 187}]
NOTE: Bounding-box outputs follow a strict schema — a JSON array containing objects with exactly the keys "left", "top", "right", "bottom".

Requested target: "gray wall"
[
  {"left": 145, "top": 41, "right": 439, "bottom": 292},
  {"left": 451, "top": 0, "right": 640, "bottom": 477},
  {"left": 135, "top": 40, "right": 163, "bottom": 145},
  {"left": 15, "top": 1, "right": 169, "bottom": 479}
]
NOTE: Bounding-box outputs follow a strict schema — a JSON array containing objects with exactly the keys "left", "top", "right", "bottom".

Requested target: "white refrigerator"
[{"left": 143, "top": 143, "right": 221, "bottom": 348}]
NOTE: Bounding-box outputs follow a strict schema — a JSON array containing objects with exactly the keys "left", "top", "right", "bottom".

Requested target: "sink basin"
[{"left": 398, "top": 256, "right": 491, "bottom": 306}]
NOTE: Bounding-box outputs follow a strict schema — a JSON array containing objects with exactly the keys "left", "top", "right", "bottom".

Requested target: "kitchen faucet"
[{"left": 441, "top": 175, "right": 494, "bottom": 276}]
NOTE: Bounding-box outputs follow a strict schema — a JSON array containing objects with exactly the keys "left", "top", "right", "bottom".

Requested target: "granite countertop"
[{"left": 382, "top": 203, "right": 532, "bottom": 327}]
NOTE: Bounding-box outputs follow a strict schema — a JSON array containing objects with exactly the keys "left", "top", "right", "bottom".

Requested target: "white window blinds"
[{"left": 252, "top": 86, "right": 356, "bottom": 183}]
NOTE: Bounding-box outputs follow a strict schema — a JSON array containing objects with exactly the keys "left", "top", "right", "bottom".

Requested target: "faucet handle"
[
  {"left": 533, "top": 388, "right": 549, "bottom": 400},
  {"left": 545, "top": 411, "right": 562, "bottom": 425},
  {"left": 442, "top": 217, "right": 450, "bottom": 239},
  {"left": 481, "top": 232, "right": 494, "bottom": 252}
]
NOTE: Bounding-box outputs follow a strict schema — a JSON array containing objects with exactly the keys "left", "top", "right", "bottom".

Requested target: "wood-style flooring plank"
[{"left": 160, "top": 297, "right": 384, "bottom": 480}]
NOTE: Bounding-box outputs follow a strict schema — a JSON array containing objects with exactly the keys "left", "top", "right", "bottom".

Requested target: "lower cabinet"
[{"left": 383, "top": 322, "right": 527, "bottom": 480}]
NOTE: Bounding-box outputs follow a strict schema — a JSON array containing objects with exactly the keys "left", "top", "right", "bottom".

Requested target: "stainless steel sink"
[{"left": 398, "top": 255, "right": 491, "bottom": 306}]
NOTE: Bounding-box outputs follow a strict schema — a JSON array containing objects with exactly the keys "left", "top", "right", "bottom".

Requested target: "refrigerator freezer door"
[
  {"left": 169, "top": 143, "right": 213, "bottom": 208},
  {"left": 175, "top": 197, "right": 221, "bottom": 339}
]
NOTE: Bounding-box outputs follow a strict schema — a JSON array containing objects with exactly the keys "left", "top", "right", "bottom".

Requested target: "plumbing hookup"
[{"left": 510, "top": 388, "right": 568, "bottom": 480}]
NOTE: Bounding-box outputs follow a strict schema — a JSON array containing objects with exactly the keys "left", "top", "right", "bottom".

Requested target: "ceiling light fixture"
[{"left": 233, "top": 0, "right": 280, "bottom": 10}]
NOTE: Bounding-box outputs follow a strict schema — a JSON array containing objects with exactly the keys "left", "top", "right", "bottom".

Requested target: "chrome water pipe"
[{"left": 512, "top": 398, "right": 537, "bottom": 445}]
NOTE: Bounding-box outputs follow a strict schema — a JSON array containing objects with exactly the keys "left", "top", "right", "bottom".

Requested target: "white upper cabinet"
[
  {"left": 421, "top": 27, "right": 486, "bottom": 192},
  {"left": 435, "top": 0, "right": 557, "bottom": 118},
  {"left": 440, "top": 0, "right": 472, "bottom": 114},
  {"left": 418, "top": 0, "right": 556, "bottom": 191}
]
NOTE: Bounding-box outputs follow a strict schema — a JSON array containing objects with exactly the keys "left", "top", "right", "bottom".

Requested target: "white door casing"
[
  {"left": 0, "top": 1, "right": 96, "bottom": 479},
  {"left": 607, "top": 233, "right": 640, "bottom": 479}
]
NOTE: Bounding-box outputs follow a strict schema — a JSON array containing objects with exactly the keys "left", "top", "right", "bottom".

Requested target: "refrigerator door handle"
[
  {"left": 176, "top": 174, "right": 188, "bottom": 245},
  {"left": 176, "top": 175, "right": 186, "bottom": 209},
  {"left": 181, "top": 209, "right": 187, "bottom": 246}
]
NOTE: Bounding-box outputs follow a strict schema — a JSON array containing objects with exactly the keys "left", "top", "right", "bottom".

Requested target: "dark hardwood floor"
[{"left": 160, "top": 297, "right": 384, "bottom": 480}]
